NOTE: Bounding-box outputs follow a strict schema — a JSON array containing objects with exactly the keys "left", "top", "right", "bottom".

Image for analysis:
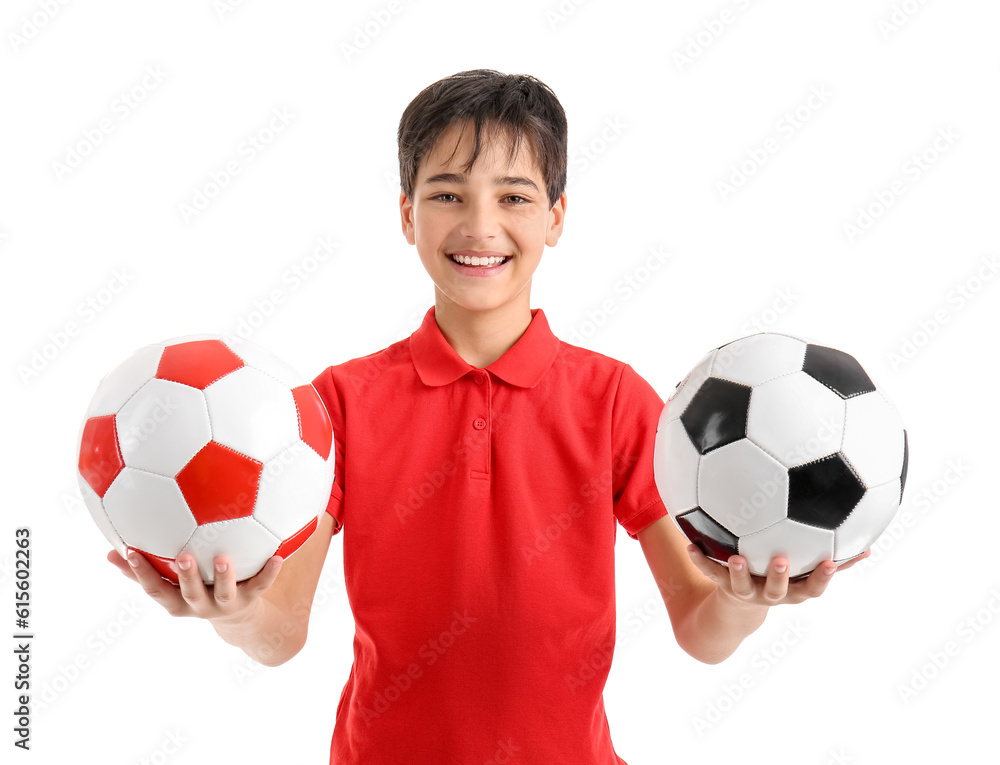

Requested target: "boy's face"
[{"left": 400, "top": 120, "right": 566, "bottom": 316}]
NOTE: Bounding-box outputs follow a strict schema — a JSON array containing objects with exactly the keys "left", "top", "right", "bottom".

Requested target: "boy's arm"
[
  {"left": 636, "top": 513, "right": 867, "bottom": 664},
  {"left": 209, "top": 511, "right": 337, "bottom": 665},
  {"left": 636, "top": 514, "right": 759, "bottom": 665}
]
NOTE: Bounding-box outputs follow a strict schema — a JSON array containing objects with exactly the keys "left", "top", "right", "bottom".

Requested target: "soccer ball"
[
  {"left": 77, "top": 335, "right": 335, "bottom": 584},
  {"left": 653, "top": 333, "right": 908, "bottom": 578}
]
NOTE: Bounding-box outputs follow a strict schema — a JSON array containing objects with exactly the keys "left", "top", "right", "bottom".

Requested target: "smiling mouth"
[{"left": 449, "top": 252, "right": 511, "bottom": 267}]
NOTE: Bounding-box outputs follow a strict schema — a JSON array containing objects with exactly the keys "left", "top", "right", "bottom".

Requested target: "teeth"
[{"left": 451, "top": 254, "right": 508, "bottom": 266}]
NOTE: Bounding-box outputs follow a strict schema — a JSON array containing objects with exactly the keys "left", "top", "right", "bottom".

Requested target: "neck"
[{"left": 432, "top": 290, "right": 533, "bottom": 369}]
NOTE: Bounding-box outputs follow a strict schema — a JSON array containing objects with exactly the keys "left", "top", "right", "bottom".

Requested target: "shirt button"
[
  {"left": 473, "top": 418, "right": 486, "bottom": 430},
  {"left": 474, "top": 373, "right": 485, "bottom": 385}
]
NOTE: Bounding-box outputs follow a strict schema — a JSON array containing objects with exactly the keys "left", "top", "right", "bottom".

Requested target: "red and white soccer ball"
[
  {"left": 653, "top": 332, "right": 908, "bottom": 578},
  {"left": 77, "top": 335, "right": 335, "bottom": 584}
]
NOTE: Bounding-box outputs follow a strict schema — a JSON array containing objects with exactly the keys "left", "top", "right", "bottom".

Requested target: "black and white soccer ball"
[{"left": 653, "top": 333, "right": 908, "bottom": 578}]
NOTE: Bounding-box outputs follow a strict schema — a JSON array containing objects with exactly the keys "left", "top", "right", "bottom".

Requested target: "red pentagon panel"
[
  {"left": 291, "top": 385, "right": 333, "bottom": 460},
  {"left": 127, "top": 546, "right": 178, "bottom": 584},
  {"left": 79, "top": 415, "right": 125, "bottom": 498},
  {"left": 274, "top": 516, "right": 318, "bottom": 560},
  {"left": 156, "top": 340, "right": 244, "bottom": 390},
  {"left": 176, "top": 441, "right": 263, "bottom": 525}
]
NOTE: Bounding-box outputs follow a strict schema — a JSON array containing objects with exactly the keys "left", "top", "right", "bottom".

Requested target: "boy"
[{"left": 112, "top": 69, "right": 864, "bottom": 763}]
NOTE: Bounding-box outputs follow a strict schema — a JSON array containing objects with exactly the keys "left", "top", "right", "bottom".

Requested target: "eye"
[
  {"left": 431, "top": 193, "right": 458, "bottom": 203},
  {"left": 505, "top": 195, "right": 529, "bottom": 205}
]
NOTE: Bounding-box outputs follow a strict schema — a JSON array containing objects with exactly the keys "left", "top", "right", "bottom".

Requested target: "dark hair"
[{"left": 397, "top": 69, "right": 567, "bottom": 208}]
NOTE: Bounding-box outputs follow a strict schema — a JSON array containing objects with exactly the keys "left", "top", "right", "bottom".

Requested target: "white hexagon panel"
[
  {"left": 256, "top": 442, "right": 335, "bottom": 541},
  {"left": 748, "top": 373, "right": 845, "bottom": 469},
  {"left": 739, "top": 519, "right": 836, "bottom": 578},
  {"left": 220, "top": 335, "right": 307, "bottom": 388},
  {"left": 179, "top": 517, "right": 282, "bottom": 585},
  {"left": 116, "top": 378, "right": 211, "bottom": 475},
  {"left": 84, "top": 344, "right": 165, "bottom": 418},
  {"left": 204, "top": 366, "right": 300, "bottom": 463},
  {"left": 698, "top": 439, "right": 789, "bottom": 537},
  {"left": 103, "top": 469, "right": 197, "bottom": 559},
  {"left": 710, "top": 332, "right": 807, "bottom": 387},
  {"left": 841, "top": 391, "right": 906, "bottom": 488},
  {"left": 652, "top": 415, "right": 699, "bottom": 516}
]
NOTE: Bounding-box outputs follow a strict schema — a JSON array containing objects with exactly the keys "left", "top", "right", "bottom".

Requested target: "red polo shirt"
[{"left": 311, "top": 306, "right": 669, "bottom": 764}]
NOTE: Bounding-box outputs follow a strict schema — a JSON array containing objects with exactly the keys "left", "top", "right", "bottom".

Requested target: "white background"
[{"left": 2, "top": 0, "right": 998, "bottom": 763}]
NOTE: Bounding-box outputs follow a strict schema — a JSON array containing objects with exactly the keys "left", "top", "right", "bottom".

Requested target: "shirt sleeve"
[
  {"left": 311, "top": 366, "right": 346, "bottom": 536},
  {"left": 611, "top": 363, "right": 671, "bottom": 540}
]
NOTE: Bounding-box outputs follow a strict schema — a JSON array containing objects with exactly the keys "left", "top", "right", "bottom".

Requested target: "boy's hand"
[
  {"left": 107, "top": 549, "right": 283, "bottom": 625},
  {"left": 686, "top": 544, "right": 871, "bottom": 608}
]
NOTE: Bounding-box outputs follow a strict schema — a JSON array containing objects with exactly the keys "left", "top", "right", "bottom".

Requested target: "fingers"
[
  {"left": 789, "top": 560, "right": 837, "bottom": 601},
  {"left": 115, "top": 549, "right": 278, "bottom": 621},
  {"left": 210, "top": 558, "right": 238, "bottom": 609},
  {"left": 686, "top": 544, "right": 727, "bottom": 584},
  {"left": 108, "top": 549, "right": 138, "bottom": 581},
  {"left": 125, "top": 550, "right": 189, "bottom": 616},
  {"left": 709, "top": 550, "right": 860, "bottom": 607},
  {"left": 177, "top": 555, "right": 280, "bottom": 617},
  {"left": 725, "top": 555, "right": 790, "bottom": 603},
  {"left": 762, "top": 558, "right": 790, "bottom": 602},
  {"left": 242, "top": 556, "right": 283, "bottom": 599},
  {"left": 726, "top": 555, "right": 755, "bottom": 601},
  {"left": 833, "top": 549, "right": 871, "bottom": 573},
  {"left": 208, "top": 555, "right": 281, "bottom": 611},
  {"left": 176, "top": 554, "right": 214, "bottom": 615}
]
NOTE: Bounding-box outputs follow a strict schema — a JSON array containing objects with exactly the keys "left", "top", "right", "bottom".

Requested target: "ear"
[
  {"left": 545, "top": 192, "right": 567, "bottom": 248},
  {"left": 400, "top": 191, "right": 415, "bottom": 245}
]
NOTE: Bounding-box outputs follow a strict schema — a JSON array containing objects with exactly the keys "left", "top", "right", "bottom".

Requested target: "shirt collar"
[{"left": 410, "top": 306, "right": 560, "bottom": 389}]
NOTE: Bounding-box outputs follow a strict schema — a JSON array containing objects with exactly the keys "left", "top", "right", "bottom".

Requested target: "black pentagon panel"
[
  {"left": 899, "top": 429, "right": 909, "bottom": 503},
  {"left": 788, "top": 453, "right": 866, "bottom": 530},
  {"left": 680, "top": 377, "right": 752, "bottom": 455},
  {"left": 676, "top": 508, "right": 739, "bottom": 562},
  {"left": 802, "top": 344, "right": 876, "bottom": 399}
]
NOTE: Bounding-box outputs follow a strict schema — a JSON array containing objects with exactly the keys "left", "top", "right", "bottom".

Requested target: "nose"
[{"left": 459, "top": 198, "right": 498, "bottom": 242}]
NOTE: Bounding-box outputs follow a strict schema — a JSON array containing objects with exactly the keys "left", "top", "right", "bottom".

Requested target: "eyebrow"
[{"left": 423, "top": 172, "right": 539, "bottom": 193}]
